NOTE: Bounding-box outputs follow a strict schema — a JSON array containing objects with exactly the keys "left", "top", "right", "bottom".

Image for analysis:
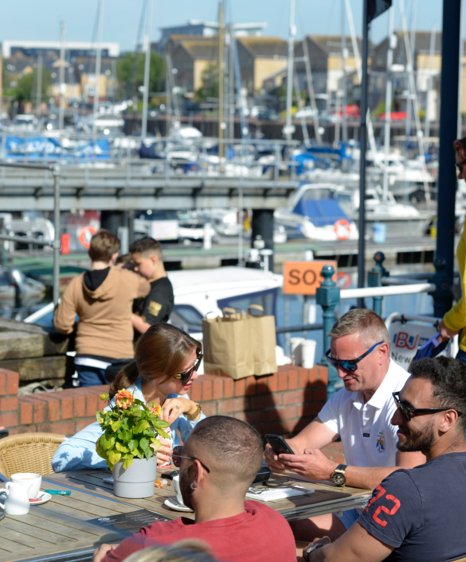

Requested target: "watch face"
[{"left": 331, "top": 471, "right": 346, "bottom": 486}]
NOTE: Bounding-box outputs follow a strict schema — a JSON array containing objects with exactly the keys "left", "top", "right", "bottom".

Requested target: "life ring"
[
  {"left": 334, "top": 219, "right": 351, "bottom": 241},
  {"left": 78, "top": 226, "right": 97, "bottom": 249},
  {"left": 336, "top": 271, "right": 352, "bottom": 289}
]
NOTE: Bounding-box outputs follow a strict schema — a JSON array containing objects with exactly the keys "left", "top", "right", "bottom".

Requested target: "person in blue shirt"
[
  {"left": 52, "top": 323, "right": 205, "bottom": 472},
  {"left": 305, "top": 356, "right": 466, "bottom": 562}
]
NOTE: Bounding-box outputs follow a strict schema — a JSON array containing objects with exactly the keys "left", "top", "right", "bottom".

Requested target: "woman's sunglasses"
[{"left": 173, "top": 352, "right": 203, "bottom": 385}]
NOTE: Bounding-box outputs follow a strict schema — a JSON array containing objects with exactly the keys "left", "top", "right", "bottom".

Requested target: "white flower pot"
[{"left": 112, "top": 456, "right": 156, "bottom": 498}]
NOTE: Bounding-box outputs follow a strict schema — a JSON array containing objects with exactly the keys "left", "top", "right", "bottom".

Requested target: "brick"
[
  {"left": 0, "top": 396, "right": 18, "bottom": 411},
  {"left": 200, "top": 377, "right": 213, "bottom": 401},
  {"left": 0, "top": 411, "right": 18, "bottom": 426},
  {"left": 41, "top": 420, "right": 78, "bottom": 435},
  {"left": 217, "top": 397, "right": 243, "bottom": 415},
  {"left": 72, "top": 393, "right": 86, "bottom": 418},
  {"left": 221, "top": 377, "right": 235, "bottom": 398},
  {"left": 287, "top": 368, "right": 299, "bottom": 390},
  {"left": 19, "top": 401, "right": 33, "bottom": 425},
  {"left": 211, "top": 377, "right": 224, "bottom": 399},
  {"left": 232, "top": 378, "right": 246, "bottom": 395},
  {"left": 85, "top": 394, "right": 99, "bottom": 417},
  {"left": 248, "top": 393, "right": 281, "bottom": 409},
  {"left": 60, "top": 395, "right": 74, "bottom": 419},
  {"left": 276, "top": 371, "right": 289, "bottom": 391},
  {"left": 282, "top": 390, "right": 305, "bottom": 406},
  {"left": 7, "top": 371, "right": 19, "bottom": 394}
]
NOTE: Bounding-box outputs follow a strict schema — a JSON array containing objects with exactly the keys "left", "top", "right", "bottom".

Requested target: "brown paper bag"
[
  {"left": 202, "top": 308, "right": 255, "bottom": 379},
  {"left": 248, "top": 304, "right": 277, "bottom": 375}
]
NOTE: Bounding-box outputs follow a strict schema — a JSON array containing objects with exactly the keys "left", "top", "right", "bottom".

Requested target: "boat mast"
[
  {"left": 58, "top": 21, "right": 66, "bottom": 131},
  {"left": 218, "top": 0, "right": 226, "bottom": 170},
  {"left": 382, "top": 5, "right": 395, "bottom": 201},
  {"left": 92, "top": 0, "right": 104, "bottom": 137},
  {"left": 141, "top": 0, "right": 153, "bottom": 140},
  {"left": 283, "top": 0, "right": 296, "bottom": 143}
]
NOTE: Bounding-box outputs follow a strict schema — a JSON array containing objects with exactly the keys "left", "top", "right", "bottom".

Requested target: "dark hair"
[
  {"left": 130, "top": 237, "right": 163, "bottom": 258},
  {"left": 409, "top": 357, "right": 466, "bottom": 429},
  {"left": 329, "top": 308, "right": 389, "bottom": 344},
  {"left": 109, "top": 324, "right": 201, "bottom": 398},
  {"left": 453, "top": 137, "right": 466, "bottom": 156},
  {"left": 187, "top": 416, "right": 263, "bottom": 488},
  {"left": 88, "top": 229, "right": 120, "bottom": 262}
]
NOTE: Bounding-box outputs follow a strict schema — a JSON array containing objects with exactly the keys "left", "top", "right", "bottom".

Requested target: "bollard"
[
  {"left": 316, "top": 265, "right": 340, "bottom": 398},
  {"left": 60, "top": 233, "right": 71, "bottom": 255},
  {"left": 431, "top": 257, "right": 453, "bottom": 318},
  {"left": 368, "top": 251, "right": 388, "bottom": 317}
]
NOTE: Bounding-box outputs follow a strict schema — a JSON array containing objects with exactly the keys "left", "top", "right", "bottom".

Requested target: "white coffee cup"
[
  {"left": 290, "top": 337, "right": 305, "bottom": 366},
  {"left": 11, "top": 472, "right": 42, "bottom": 500},
  {"left": 0, "top": 482, "right": 30, "bottom": 515},
  {"left": 301, "top": 339, "right": 317, "bottom": 369},
  {"left": 172, "top": 474, "right": 187, "bottom": 507}
]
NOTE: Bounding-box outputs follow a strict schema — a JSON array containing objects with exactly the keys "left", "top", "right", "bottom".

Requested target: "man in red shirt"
[{"left": 94, "top": 416, "right": 296, "bottom": 562}]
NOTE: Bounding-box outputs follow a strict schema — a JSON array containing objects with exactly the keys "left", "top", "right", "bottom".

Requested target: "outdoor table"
[{"left": 0, "top": 469, "right": 371, "bottom": 562}]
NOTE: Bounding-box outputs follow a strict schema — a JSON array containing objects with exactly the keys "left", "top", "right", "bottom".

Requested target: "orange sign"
[{"left": 283, "top": 260, "right": 337, "bottom": 295}]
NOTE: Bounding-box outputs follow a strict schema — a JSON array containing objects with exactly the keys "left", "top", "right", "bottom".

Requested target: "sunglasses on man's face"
[
  {"left": 172, "top": 445, "right": 210, "bottom": 472},
  {"left": 325, "top": 341, "right": 384, "bottom": 372},
  {"left": 173, "top": 352, "right": 203, "bottom": 385},
  {"left": 392, "top": 391, "right": 461, "bottom": 422}
]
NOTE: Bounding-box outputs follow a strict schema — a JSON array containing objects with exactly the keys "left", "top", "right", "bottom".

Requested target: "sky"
[{"left": 0, "top": 0, "right": 449, "bottom": 53}]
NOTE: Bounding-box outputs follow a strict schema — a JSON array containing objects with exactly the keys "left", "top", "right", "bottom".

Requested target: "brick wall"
[{"left": 0, "top": 365, "right": 329, "bottom": 438}]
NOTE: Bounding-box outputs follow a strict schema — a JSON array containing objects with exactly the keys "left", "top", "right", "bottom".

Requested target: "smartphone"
[{"left": 264, "top": 434, "right": 294, "bottom": 455}]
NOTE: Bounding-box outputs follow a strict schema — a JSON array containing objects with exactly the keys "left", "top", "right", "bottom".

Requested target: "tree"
[
  {"left": 12, "top": 69, "right": 52, "bottom": 104},
  {"left": 195, "top": 63, "right": 219, "bottom": 102},
  {"left": 116, "top": 51, "right": 165, "bottom": 101}
]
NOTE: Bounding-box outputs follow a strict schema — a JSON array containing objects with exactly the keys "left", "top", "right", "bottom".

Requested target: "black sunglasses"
[
  {"left": 392, "top": 392, "right": 462, "bottom": 422},
  {"left": 172, "top": 445, "right": 210, "bottom": 472},
  {"left": 173, "top": 352, "right": 203, "bottom": 385},
  {"left": 325, "top": 341, "right": 384, "bottom": 372}
]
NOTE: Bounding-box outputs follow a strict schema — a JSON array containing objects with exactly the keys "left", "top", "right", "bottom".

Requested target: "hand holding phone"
[{"left": 264, "top": 434, "right": 294, "bottom": 456}]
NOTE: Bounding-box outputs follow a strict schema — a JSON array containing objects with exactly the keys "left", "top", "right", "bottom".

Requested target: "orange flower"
[
  {"left": 150, "top": 403, "right": 162, "bottom": 417},
  {"left": 114, "top": 389, "right": 134, "bottom": 409}
]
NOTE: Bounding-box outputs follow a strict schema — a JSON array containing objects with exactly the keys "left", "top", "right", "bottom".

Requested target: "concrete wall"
[{"left": 0, "top": 364, "right": 329, "bottom": 438}]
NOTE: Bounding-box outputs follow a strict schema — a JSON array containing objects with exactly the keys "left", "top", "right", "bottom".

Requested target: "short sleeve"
[
  {"left": 358, "top": 470, "right": 422, "bottom": 548},
  {"left": 317, "top": 390, "right": 344, "bottom": 434}
]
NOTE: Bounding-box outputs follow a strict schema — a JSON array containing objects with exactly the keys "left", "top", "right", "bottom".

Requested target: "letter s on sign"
[{"left": 289, "top": 269, "right": 300, "bottom": 285}]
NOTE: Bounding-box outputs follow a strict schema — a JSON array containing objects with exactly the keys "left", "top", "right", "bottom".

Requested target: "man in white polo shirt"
[{"left": 265, "top": 308, "right": 425, "bottom": 541}]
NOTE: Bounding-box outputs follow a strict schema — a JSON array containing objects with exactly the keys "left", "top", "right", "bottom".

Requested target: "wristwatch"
[{"left": 331, "top": 464, "right": 347, "bottom": 486}]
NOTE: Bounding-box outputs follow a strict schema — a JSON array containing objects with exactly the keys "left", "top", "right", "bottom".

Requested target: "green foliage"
[
  {"left": 96, "top": 390, "right": 169, "bottom": 470},
  {"left": 195, "top": 63, "right": 219, "bottom": 101},
  {"left": 13, "top": 69, "right": 52, "bottom": 103},
  {"left": 116, "top": 51, "right": 165, "bottom": 101}
]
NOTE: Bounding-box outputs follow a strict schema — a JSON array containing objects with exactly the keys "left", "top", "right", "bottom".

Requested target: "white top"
[{"left": 318, "top": 360, "right": 410, "bottom": 467}]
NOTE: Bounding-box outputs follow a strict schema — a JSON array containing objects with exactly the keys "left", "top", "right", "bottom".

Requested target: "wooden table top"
[{"left": 0, "top": 470, "right": 371, "bottom": 562}]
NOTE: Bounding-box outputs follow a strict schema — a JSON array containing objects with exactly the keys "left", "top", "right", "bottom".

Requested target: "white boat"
[
  {"left": 275, "top": 183, "right": 359, "bottom": 242},
  {"left": 337, "top": 185, "right": 432, "bottom": 239},
  {"left": 24, "top": 266, "right": 287, "bottom": 369}
]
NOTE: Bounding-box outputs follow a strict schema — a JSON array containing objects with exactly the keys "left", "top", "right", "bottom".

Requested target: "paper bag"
[
  {"left": 202, "top": 308, "right": 255, "bottom": 379},
  {"left": 248, "top": 304, "right": 277, "bottom": 375}
]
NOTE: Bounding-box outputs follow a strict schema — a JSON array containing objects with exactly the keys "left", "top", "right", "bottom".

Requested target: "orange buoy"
[{"left": 78, "top": 226, "right": 97, "bottom": 249}]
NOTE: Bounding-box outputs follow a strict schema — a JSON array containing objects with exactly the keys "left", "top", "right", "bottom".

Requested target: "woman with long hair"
[{"left": 52, "top": 324, "right": 205, "bottom": 471}]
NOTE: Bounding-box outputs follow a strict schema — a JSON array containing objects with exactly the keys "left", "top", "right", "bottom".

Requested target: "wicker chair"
[{"left": 0, "top": 432, "right": 64, "bottom": 477}]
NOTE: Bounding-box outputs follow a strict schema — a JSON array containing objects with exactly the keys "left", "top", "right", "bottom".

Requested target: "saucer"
[
  {"left": 163, "top": 497, "right": 193, "bottom": 513},
  {"left": 29, "top": 491, "right": 52, "bottom": 506}
]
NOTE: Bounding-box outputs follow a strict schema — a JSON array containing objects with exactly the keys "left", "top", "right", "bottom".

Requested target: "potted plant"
[{"left": 96, "top": 389, "right": 169, "bottom": 498}]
